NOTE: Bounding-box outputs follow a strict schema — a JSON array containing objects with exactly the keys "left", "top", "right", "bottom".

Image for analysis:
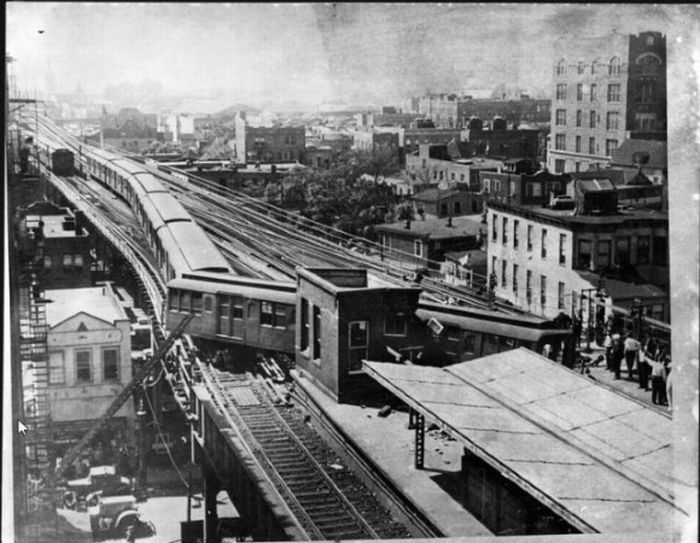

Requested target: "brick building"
[
  {"left": 547, "top": 31, "right": 666, "bottom": 173},
  {"left": 480, "top": 160, "right": 569, "bottom": 207},
  {"left": 235, "top": 113, "right": 306, "bottom": 164},
  {"left": 295, "top": 268, "right": 423, "bottom": 402},
  {"left": 20, "top": 202, "right": 92, "bottom": 289}
]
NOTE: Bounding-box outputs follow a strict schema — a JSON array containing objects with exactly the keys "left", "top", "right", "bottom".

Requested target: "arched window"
[
  {"left": 636, "top": 52, "right": 662, "bottom": 76},
  {"left": 609, "top": 56, "right": 621, "bottom": 76},
  {"left": 556, "top": 59, "right": 567, "bottom": 76}
]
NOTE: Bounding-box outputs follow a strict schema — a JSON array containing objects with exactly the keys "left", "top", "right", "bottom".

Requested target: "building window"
[
  {"left": 576, "top": 110, "right": 582, "bottom": 127},
  {"left": 49, "top": 351, "right": 65, "bottom": 385},
  {"left": 575, "top": 162, "right": 581, "bottom": 172},
  {"left": 43, "top": 256, "right": 52, "bottom": 269},
  {"left": 637, "top": 236, "right": 651, "bottom": 265},
  {"left": 527, "top": 225, "right": 533, "bottom": 251},
  {"left": 578, "top": 239, "right": 592, "bottom": 270},
  {"left": 555, "top": 109, "right": 566, "bottom": 126},
  {"left": 641, "top": 83, "right": 654, "bottom": 103},
  {"left": 76, "top": 350, "right": 91, "bottom": 383},
  {"left": 652, "top": 236, "right": 667, "bottom": 265},
  {"left": 607, "top": 83, "right": 621, "bottom": 102},
  {"left": 512, "top": 264, "right": 519, "bottom": 295},
  {"left": 348, "top": 321, "right": 369, "bottom": 372},
  {"left": 558, "top": 282, "right": 566, "bottom": 310},
  {"left": 454, "top": 201, "right": 461, "bottom": 215},
  {"left": 541, "top": 229, "right": 548, "bottom": 259},
  {"left": 385, "top": 314, "right": 407, "bottom": 336},
  {"left": 575, "top": 136, "right": 582, "bottom": 153},
  {"left": 598, "top": 240, "right": 611, "bottom": 267},
  {"left": 589, "top": 137, "right": 596, "bottom": 155},
  {"left": 606, "top": 111, "right": 620, "bottom": 130},
  {"left": 492, "top": 214, "right": 498, "bottom": 242},
  {"left": 591, "top": 61, "right": 597, "bottom": 75},
  {"left": 555, "top": 134, "right": 566, "bottom": 151},
  {"left": 502, "top": 217, "right": 508, "bottom": 245},
  {"left": 440, "top": 203, "right": 448, "bottom": 216},
  {"left": 103, "top": 348, "right": 119, "bottom": 381},
  {"left": 576, "top": 83, "right": 583, "bottom": 101},
  {"left": 559, "top": 234, "right": 567, "bottom": 265},
  {"left": 609, "top": 56, "right": 621, "bottom": 75},
  {"left": 501, "top": 260, "right": 507, "bottom": 288},
  {"left": 300, "top": 298, "right": 309, "bottom": 351},
  {"left": 491, "top": 256, "right": 497, "bottom": 278},
  {"left": 590, "top": 84, "right": 597, "bottom": 101},
  {"left": 513, "top": 220, "right": 520, "bottom": 248},
  {"left": 577, "top": 61, "right": 585, "bottom": 75},
  {"left": 313, "top": 306, "right": 321, "bottom": 360},
  {"left": 616, "top": 237, "right": 630, "bottom": 266},
  {"left": 554, "top": 159, "right": 565, "bottom": 174},
  {"left": 605, "top": 139, "right": 619, "bottom": 157},
  {"left": 556, "top": 84, "right": 567, "bottom": 101},
  {"left": 414, "top": 239, "right": 423, "bottom": 258},
  {"left": 556, "top": 59, "right": 567, "bottom": 76},
  {"left": 540, "top": 275, "right": 547, "bottom": 308},
  {"left": 526, "top": 270, "right": 533, "bottom": 302}
]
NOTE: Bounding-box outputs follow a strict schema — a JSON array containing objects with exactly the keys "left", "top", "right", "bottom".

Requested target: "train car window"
[
  {"left": 274, "top": 305, "right": 287, "bottom": 329},
  {"left": 384, "top": 314, "right": 407, "bottom": 336},
  {"left": 261, "top": 302, "right": 273, "bottom": 326},
  {"left": 232, "top": 302, "right": 243, "bottom": 320},
  {"left": 192, "top": 294, "right": 202, "bottom": 315},
  {"left": 463, "top": 334, "right": 476, "bottom": 354},
  {"left": 181, "top": 291, "right": 191, "bottom": 312},
  {"left": 168, "top": 289, "right": 179, "bottom": 310},
  {"left": 313, "top": 306, "right": 321, "bottom": 360}
]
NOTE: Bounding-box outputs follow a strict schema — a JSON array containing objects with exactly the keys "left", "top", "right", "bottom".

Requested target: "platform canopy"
[{"left": 364, "top": 348, "right": 683, "bottom": 535}]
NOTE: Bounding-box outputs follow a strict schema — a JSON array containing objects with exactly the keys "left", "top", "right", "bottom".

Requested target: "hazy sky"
[{"left": 6, "top": 3, "right": 695, "bottom": 107}]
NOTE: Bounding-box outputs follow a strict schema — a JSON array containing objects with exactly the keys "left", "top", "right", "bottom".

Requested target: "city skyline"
[{"left": 6, "top": 3, "right": 684, "bottom": 110}]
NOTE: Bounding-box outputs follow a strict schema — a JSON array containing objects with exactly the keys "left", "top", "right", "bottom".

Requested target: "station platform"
[{"left": 292, "top": 372, "right": 493, "bottom": 538}]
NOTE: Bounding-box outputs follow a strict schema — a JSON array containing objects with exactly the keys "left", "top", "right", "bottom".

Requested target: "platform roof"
[{"left": 364, "top": 348, "right": 682, "bottom": 535}]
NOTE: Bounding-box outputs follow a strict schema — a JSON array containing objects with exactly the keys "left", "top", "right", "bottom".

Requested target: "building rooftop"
[
  {"left": 364, "top": 348, "right": 681, "bottom": 534},
  {"left": 569, "top": 169, "right": 626, "bottom": 186},
  {"left": 376, "top": 216, "right": 482, "bottom": 240},
  {"left": 577, "top": 271, "right": 667, "bottom": 300},
  {"left": 412, "top": 188, "right": 463, "bottom": 202},
  {"left": 45, "top": 286, "right": 128, "bottom": 328},
  {"left": 611, "top": 139, "right": 667, "bottom": 171}
]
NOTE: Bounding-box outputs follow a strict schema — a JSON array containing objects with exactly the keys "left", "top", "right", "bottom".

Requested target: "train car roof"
[
  {"left": 364, "top": 351, "right": 680, "bottom": 535},
  {"left": 158, "top": 221, "right": 232, "bottom": 275},
  {"left": 415, "top": 307, "right": 571, "bottom": 343},
  {"left": 418, "top": 300, "right": 550, "bottom": 327},
  {"left": 133, "top": 172, "right": 167, "bottom": 193},
  {"left": 181, "top": 271, "right": 296, "bottom": 292},
  {"left": 110, "top": 157, "right": 150, "bottom": 175},
  {"left": 142, "top": 192, "right": 191, "bottom": 225},
  {"left": 168, "top": 277, "right": 296, "bottom": 304}
]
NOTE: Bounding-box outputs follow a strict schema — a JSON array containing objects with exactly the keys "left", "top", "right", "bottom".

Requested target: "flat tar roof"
[
  {"left": 45, "top": 286, "right": 128, "bottom": 327},
  {"left": 364, "top": 348, "right": 682, "bottom": 534}
]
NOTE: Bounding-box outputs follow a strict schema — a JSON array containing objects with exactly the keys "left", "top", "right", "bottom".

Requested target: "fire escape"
[{"left": 18, "top": 235, "right": 52, "bottom": 510}]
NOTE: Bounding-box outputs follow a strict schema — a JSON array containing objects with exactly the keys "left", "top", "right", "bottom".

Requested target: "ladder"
[{"left": 35, "top": 313, "right": 194, "bottom": 493}]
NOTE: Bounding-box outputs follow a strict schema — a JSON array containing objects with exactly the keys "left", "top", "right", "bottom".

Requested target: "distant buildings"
[
  {"left": 235, "top": 112, "right": 306, "bottom": 164},
  {"left": 479, "top": 160, "right": 569, "bottom": 207},
  {"left": 97, "top": 107, "right": 159, "bottom": 152},
  {"left": 547, "top": 31, "right": 666, "bottom": 173}
]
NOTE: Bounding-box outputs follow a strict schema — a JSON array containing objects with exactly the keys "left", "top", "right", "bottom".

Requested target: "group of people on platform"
[{"left": 603, "top": 332, "right": 672, "bottom": 407}]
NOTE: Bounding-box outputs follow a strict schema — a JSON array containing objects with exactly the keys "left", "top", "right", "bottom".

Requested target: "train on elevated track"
[{"left": 40, "top": 143, "right": 574, "bottom": 369}]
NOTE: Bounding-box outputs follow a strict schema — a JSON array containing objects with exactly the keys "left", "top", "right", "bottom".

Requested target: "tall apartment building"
[{"left": 547, "top": 31, "right": 666, "bottom": 173}]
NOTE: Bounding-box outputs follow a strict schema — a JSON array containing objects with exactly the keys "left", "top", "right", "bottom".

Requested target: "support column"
[
  {"left": 414, "top": 413, "right": 425, "bottom": 469},
  {"left": 203, "top": 469, "right": 219, "bottom": 543}
]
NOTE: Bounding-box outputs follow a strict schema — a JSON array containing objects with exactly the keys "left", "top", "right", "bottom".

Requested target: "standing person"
[
  {"left": 649, "top": 357, "right": 666, "bottom": 405},
  {"left": 623, "top": 333, "right": 639, "bottom": 381},
  {"left": 665, "top": 363, "right": 673, "bottom": 410},
  {"left": 611, "top": 335, "right": 623, "bottom": 380},
  {"left": 637, "top": 344, "right": 650, "bottom": 390},
  {"left": 603, "top": 332, "right": 613, "bottom": 370}
]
